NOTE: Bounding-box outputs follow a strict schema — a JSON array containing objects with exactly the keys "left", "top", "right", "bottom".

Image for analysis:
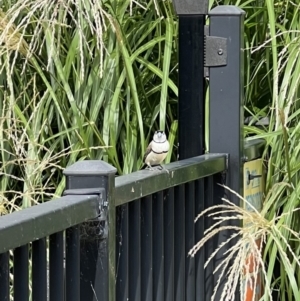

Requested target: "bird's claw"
[
  {"left": 160, "top": 165, "right": 169, "bottom": 174},
  {"left": 145, "top": 165, "right": 169, "bottom": 174}
]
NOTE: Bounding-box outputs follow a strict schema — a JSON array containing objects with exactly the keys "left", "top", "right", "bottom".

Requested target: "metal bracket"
[
  {"left": 204, "top": 25, "right": 227, "bottom": 78},
  {"left": 64, "top": 187, "right": 108, "bottom": 237}
]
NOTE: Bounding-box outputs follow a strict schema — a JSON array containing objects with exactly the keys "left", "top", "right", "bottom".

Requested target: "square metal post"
[
  {"left": 209, "top": 5, "right": 245, "bottom": 197},
  {"left": 208, "top": 5, "right": 245, "bottom": 301},
  {"left": 173, "top": 0, "right": 208, "bottom": 159},
  {"left": 64, "top": 161, "right": 117, "bottom": 301},
  {"left": 173, "top": 2, "right": 208, "bottom": 301},
  {"left": 178, "top": 14, "right": 206, "bottom": 159}
]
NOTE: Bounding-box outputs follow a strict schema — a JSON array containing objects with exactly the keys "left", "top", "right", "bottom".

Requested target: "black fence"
[
  {"left": 0, "top": 194, "right": 99, "bottom": 301},
  {"left": 0, "top": 4, "right": 263, "bottom": 301},
  {"left": 0, "top": 155, "right": 227, "bottom": 301}
]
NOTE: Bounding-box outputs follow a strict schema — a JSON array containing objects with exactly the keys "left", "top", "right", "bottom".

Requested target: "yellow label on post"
[
  {"left": 243, "top": 158, "right": 264, "bottom": 301},
  {"left": 244, "top": 158, "right": 264, "bottom": 212}
]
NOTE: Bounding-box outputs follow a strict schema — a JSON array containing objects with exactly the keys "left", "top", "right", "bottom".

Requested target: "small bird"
[{"left": 143, "top": 130, "right": 170, "bottom": 170}]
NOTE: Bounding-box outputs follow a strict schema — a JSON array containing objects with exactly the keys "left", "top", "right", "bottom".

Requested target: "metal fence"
[
  {"left": 0, "top": 194, "right": 99, "bottom": 301},
  {"left": 0, "top": 154, "right": 227, "bottom": 301},
  {"left": 0, "top": 4, "right": 262, "bottom": 301}
]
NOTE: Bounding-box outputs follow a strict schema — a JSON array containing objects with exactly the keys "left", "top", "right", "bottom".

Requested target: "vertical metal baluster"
[
  {"left": 204, "top": 176, "right": 215, "bottom": 301},
  {"left": 174, "top": 184, "right": 185, "bottom": 301},
  {"left": 32, "top": 238, "right": 47, "bottom": 301},
  {"left": 164, "top": 188, "right": 174, "bottom": 301},
  {"left": 153, "top": 191, "right": 164, "bottom": 300},
  {"left": 14, "top": 245, "right": 29, "bottom": 301},
  {"left": 66, "top": 226, "right": 80, "bottom": 301},
  {"left": 116, "top": 205, "right": 129, "bottom": 301},
  {"left": 129, "top": 199, "right": 141, "bottom": 301},
  {"left": 185, "top": 181, "right": 195, "bottom": 300},
  {"left": 0, "top": 252, "right": 10, "bottom": 301},
  {"left": 141, "top": 195, "right": 153, "bottom": 301},
  {"left": 49, "top": 232, "right": 64, "bottom": 301},
  {"left": 195, "top": 178, "right": 205, "bottom": 301}
]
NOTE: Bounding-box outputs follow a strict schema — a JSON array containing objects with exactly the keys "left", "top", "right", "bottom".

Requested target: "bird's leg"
[
  {"left": 158, "top": 164, "right": 169, "bottom": 174},
  {"left": 145, "top": 164, "right": 154, "bottom": 171},
  {"left": 145, "top": 164, "right": 162, "bottom": 172},
  {"left": 145, "top": 164, "right": 169, "bottom": 173}
]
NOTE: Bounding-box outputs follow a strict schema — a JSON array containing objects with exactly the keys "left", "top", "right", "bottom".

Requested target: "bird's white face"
[{"left": 153, "top": 130, "right": 167, "bottom": 143}]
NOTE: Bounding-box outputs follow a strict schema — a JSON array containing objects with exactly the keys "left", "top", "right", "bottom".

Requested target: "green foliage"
[
  {"left": 0, "top": 0, "right": 178, "bottom": 210},
  {"left": 244, "top": 1, "right": 300, "bottom": 299}
]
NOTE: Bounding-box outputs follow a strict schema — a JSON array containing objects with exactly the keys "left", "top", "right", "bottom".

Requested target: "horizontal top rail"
[
  {"left": 0, "top": 195, "right": 99, "bottom": 253},
  {"left": 115, "top": 153, "right": 227, "bottom": 206}
]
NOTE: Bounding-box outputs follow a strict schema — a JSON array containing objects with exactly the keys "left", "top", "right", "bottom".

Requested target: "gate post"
[
  {"left": 209, "top": 5, "right": 245, "bottom": 203},
  {"left": 173, "top": 2, "right": 208, "bottom": 300},
  {"left": 208, "top": 5, "right": 245, "bottom": 301},
  {"left": 174, "top": 0, "right": 207, "bottom": 159},
  {"left": 64, "top": 160, "right": 117, "bottom": 301}
]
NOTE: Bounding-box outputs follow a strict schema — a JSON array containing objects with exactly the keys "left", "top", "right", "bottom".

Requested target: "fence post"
[
  {"left": 173, "top": 2, "right": 208, "bottom": 300},
  {"left": 208, "top": 5, "right": 245, "bottom": 301},
  {"left": 64, "top": 160, "right": 117, "bottom": 301},
  {"left": 173, "top": 1, "right": 207, "bottom": 159}
]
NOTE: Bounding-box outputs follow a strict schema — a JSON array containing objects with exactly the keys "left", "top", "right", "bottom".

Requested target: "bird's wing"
[{"left": 143, "top": 141, "right": 153, "bottom": 163}]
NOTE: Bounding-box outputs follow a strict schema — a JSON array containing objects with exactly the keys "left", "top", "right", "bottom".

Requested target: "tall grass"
[
  {"left": 245, "top": 1, "right": 300, "bottom": 299},
  {"left": 0, "top": 0, "right": 178, "bottom": 211},
  {"left": 189, "top": 185, "right": 300, "bottom": 301}
]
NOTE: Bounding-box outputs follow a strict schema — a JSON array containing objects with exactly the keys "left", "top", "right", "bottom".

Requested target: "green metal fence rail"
[{"left": 115, "top": 154, "right": 227, "bottom": 205}]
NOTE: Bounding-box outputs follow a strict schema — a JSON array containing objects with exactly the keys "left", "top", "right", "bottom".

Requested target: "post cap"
[
  {"left": 173, "top": 0, "right": 208, "bottom": 15},
  {"left": 209, "top": 5, "right": 245, "bottom": 16},
  {"left": 63, "top": 160, "right": 117, "bottom": 176}
]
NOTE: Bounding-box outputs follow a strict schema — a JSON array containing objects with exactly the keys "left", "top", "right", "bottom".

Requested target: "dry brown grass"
[{"left": 189, "top": 185, "right": 300, "bottom": 301}]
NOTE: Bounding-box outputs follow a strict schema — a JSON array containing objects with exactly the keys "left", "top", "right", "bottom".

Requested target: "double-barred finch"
[{"left": 143, "top": 130, "right": 170, "bottom": 170}]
